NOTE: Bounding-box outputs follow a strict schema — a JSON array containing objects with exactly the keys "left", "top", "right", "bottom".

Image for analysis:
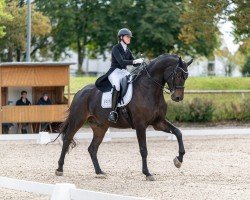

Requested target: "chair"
[
  {"left": 16, "top": 123, "right": 33, "bottom": 134},
  {"left": 38, "top": 122, "right": 53, "bottom": 133}
]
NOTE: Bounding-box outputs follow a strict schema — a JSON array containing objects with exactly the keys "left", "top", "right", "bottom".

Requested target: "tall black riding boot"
[{"left": 108, "top": 88, "right": 120, "bottom": 123}]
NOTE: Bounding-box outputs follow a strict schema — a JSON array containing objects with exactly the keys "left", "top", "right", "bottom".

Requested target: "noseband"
[{"left": 143, "top": 59, "right": 188, "bottom": 94}]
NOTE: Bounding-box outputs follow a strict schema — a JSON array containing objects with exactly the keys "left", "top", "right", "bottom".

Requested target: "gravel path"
[{"left": 0, "top": 135, "right": 250, "bottom": 200}]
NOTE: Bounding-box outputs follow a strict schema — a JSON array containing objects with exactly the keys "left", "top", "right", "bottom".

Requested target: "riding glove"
[{"left": 133, "top": 58, "right": 143, "bottom": 64}]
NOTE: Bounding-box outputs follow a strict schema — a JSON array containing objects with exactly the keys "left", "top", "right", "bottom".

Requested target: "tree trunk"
[
  {"left": 76, "top": 38, "right": 84, "bottom": 75},
  {"left": 7, "top": 47, "right": 13, "bottom": 62},
  {"left": 16, "top": 48, "right": 21, "bottom": 62}
]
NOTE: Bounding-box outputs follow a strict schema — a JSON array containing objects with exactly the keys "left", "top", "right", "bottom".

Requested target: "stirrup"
[{"left": 108, "top": 111, "right": 118, "bottom": 123}]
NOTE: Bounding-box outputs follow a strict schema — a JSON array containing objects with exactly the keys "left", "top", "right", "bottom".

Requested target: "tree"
[
  {"left": 35, "top": 0, "right": 111, "bottom": 74},
  {"left": 242, "top": 56, "right": 250, "bottom": 77},
  {"left": 0, "top": 0, "right": 13, "bottom": 38},
  {"left": 229, "top": 0, "right": 250, "bottom": 41},
  {"left": 228, "top": 1, "right": 250, "bottom": 75},
  {"left": 33, "top": 0, "right": 248, "bottom": 71},
  {"left": 97, "top": 0, "right": 186, "bottom": 58},
  {"left": 0, "top": 0, "right": 51, "bottom": 62},
  {"left": 179, "top": 0, "right": 228, "bottom": 57},
  {"left": 133, "top": 0, "right": 184, "bottom": 58}
]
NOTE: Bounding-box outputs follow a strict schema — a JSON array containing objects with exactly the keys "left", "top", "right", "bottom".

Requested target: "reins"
[
  {"left": 143, "top": 63, "right": 171, "bottom": 94},
  {"left": 128, "top": 57, "right": 188, "bottom": 95}
]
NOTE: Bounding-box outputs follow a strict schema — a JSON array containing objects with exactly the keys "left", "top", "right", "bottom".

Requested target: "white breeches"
[{"left": 108, "top": 68, "right": 130, "bottom": 91}]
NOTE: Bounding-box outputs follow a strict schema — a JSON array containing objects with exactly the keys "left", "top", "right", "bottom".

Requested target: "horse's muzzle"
[
  {"left": 171, "top": 90, "right": 184, "bottom": 102},
  {"left": 171, "top": 96, "right": 183, "bottom": 102}
]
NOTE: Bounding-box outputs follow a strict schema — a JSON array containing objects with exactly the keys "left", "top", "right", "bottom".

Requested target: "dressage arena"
[{"left": 0, "top": 129, "right": 250, "bottom": 200}]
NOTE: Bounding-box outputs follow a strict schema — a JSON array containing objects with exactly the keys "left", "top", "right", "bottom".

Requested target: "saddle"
[
  {"left": 101, "top": 75, "right": 133, "bottom": 108},
  {"left": 101, "top": 75, "right": 134, "bottom": 128}
]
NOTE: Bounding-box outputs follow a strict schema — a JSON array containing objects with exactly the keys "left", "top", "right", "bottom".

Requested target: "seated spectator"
[
  {"left": 37, "top": 93, "right": 52, "bottom": 131},
  {"left": 37, "top": 93, "right": 52, "bottom": 105},
  {"left": 16, "top": 90, "right": 31, "bottom": 106},
  {"left": 16, "top": 91, "right": 31, "bottom": 134}
]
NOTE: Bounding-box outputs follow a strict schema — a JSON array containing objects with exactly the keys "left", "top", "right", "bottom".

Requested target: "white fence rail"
[
  {"left": 0, "top": 176, "right": 149, "bottom": 200},
  {"left": 0, "top": 128, "right": 250, "bottom": 142}
]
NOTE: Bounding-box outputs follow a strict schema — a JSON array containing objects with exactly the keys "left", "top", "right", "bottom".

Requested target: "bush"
[
  {"left": 213, "top": 103, "right": 238, "bottom": 121},
  {"left": 166, "top": 101, "right": 190, "bottom": 122},
  {"left": 188, "top": 98, "right": 214, "bottom": 122},
  {"left": 167, "top": 97, "right": 250, "bottom": 123},
  {"left": 166, "top": 98, "right": 214, "bottom": 122},
  {"left": 238, "top": 98, "right": 250, "bottom": 121}
]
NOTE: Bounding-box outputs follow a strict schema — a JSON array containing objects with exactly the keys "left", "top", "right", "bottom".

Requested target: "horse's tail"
[
  {"left": 46, "top": 112, "right": 69, "bottom": 145},
  {"left": 59, "top": 113, "right": 70, "bottom": 140},
  {"left": 47, "top": 85, "right": 92, "bottom": 148},
  {"left": 47, "top": 109, "right": 77, "bottom": 150}
]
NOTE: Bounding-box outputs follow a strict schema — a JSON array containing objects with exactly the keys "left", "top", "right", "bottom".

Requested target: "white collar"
[{"left": 120, "top": 41, "right": 127, "bottom": 51}]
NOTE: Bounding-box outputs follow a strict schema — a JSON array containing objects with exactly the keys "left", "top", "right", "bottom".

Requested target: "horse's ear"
[
  {"left": 187, "top": 58, "right": 193, "bottom": 66},
  {"left": 179, "top": 57, "right": 183, "bottom": 65}
]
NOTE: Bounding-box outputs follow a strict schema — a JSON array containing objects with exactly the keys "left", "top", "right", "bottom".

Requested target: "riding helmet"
[{"left": 117, "top": 28, "right": 132, "bottom": 38}]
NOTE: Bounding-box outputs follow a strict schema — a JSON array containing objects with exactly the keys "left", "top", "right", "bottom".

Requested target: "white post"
[
  {"left": 103, "top": 128, "right": 112, "bottom": 142},
  {"left": 37, "top": 132, "right": 51, "bottom": 144},
  {"left": 51, "top": 183, "right": 76, "bottom": 200}
]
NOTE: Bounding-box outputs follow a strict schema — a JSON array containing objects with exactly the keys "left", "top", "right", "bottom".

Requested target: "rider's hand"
[{"left": 133, "top": 58, "right": 143, "bottom": 64}]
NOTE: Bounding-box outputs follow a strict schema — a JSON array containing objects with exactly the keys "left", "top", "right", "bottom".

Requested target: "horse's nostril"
[{"left": 176, "top": 97, "right": 180, "bottom": 101}]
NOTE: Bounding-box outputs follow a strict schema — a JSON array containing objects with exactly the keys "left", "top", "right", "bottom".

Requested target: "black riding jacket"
[
  {"left": 111, "top": 43, "right": 134, "bottom": 69},
  {"left": 95, "top": 43, "right": 135, "bottom": 92}
]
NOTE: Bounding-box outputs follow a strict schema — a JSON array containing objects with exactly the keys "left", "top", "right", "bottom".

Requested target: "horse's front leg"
[
  {"left": 136, "top": 127, "right": 155, "bottom": 181},
  {"left": 153, "top": 119, "right": 185, "bottom": 168}
]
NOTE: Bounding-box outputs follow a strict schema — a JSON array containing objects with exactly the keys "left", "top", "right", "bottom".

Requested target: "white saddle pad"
[{"left": 101, "top": 77, "right": 133, "bottom": 108}]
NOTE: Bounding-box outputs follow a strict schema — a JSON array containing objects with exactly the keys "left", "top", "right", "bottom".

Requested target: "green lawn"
[
  {"left": 185, "top": 77, "right": 250, "bottom": 90},
  {"left": 69, "top": 76, "right": 250, "bottom": 122},
  {"left": 70, "top": 76, "right": 250, "bottom": 93},
  {"left": 70, "top": 76, "right": 97, "bottom": 93},
  {"left": 69, "top": 76, "right": 250, "bottom": 106}
]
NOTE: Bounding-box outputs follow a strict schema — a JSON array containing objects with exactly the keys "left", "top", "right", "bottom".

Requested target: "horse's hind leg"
[
  {"left": 153, "top": 119, "right": 185, "bottom": 168},
  {"left": 55, "top": 118, "right": 85, "bottom": 176},
  {"left": 88, "top": 124, "right": 108, "bottom": 177}
]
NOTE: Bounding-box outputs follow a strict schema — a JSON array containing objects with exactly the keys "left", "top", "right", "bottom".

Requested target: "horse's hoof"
[
  {"left": 95, "top": 172, "right": 107, "bottom": 179},
  {"left": 146, "top": 175, "right": 156, "bottom": 181},
  {"left": 55, "top": 170, "right": 63, "bottom": 176},
  {"left": 173, "top": 157, "right": 182, "bottom": 168}
]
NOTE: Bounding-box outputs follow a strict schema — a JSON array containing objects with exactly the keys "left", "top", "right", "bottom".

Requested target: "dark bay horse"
[{"left": 55, "top": 54, "right": 193, "bottom": 181}]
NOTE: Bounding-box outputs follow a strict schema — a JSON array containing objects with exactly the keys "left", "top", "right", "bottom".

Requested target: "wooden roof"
[{"left": 0, "top": 62, "right": 75, "bottom": 67}]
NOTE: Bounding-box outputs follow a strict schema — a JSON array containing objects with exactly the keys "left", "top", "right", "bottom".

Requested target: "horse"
[{"left": 55, "top": 54, "right": 193, "bottom": 181}]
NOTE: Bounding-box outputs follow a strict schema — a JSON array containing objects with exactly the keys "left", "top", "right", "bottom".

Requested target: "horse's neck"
[
  {"left": 135, "top": 65, "right": 164, "bottom": 96},
  {"left": 148, "top": 56, "right": 177, "bottom": 82},
  {"left": 134, "top": 57, "right": 176, "bottom": 96}
]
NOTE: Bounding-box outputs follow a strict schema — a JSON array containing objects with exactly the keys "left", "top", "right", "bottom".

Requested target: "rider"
[{"left": 95, "top": 28, "right": 143, "bottom": 123}]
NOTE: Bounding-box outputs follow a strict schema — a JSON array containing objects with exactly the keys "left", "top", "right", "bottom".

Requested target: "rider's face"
[{"left": 123, "top": 35, "right": 131, "bottom": 44}]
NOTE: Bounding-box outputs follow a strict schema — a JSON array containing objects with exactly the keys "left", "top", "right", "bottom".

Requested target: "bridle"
[{"left": 142, "top": 59, "right": 189, "bottom": 94}]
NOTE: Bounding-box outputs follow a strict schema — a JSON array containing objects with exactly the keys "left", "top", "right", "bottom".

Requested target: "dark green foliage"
[
  {"left": 167, "top": 97, "right": 250, "bottom": 122},
  {"left": 4, "top": 0, "right": 246, "bottom": 71},
  {"left": 166, "top": 102, "right": 191, "bottom": 122},
  {"left": 167, "top": 98, "right": 214, "bottom": 122},
  {"left": 188, "top": 98, "right": 214, "bottom": 122},
  {"left": 242, "top": 56, "right": 250, "bottom": 77},
  {"left": 229, "top": 0, "right": 250, "bottom": 41},
  {"left": 239, "top": 98, "right": 250, "bottom": 121}
]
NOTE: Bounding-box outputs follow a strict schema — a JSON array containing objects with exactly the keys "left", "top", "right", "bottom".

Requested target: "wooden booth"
[{"left": 0, "top": 62, "right": 74, "bottom": 134}]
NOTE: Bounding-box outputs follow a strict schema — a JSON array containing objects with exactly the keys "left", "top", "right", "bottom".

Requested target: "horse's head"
[{"left": 164, "top": 57, "right": 193, "bottom": 102}]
